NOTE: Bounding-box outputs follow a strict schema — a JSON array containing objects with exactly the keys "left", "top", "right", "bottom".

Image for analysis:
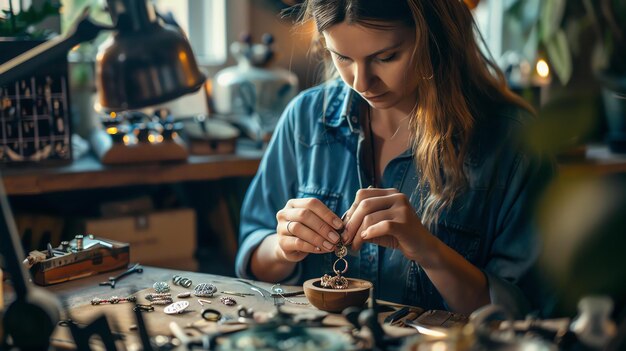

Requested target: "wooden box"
[{"left": 84, "top": 209, "right": 196, "bottom": 267}]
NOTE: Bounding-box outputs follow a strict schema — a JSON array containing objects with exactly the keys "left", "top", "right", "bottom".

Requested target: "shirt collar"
[{"left": 319, "top": 80, "right": 362, "bottom": 132}]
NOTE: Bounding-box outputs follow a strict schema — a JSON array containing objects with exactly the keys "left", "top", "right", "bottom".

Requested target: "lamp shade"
[{"left": 96, "top": 0, "right": 205, "bottom": 112}]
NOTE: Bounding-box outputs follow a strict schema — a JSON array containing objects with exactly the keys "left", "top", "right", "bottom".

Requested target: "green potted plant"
[
  {"left": 539, "top": 0, "right": 626, "bottom": 152},
  {"left": 1, "top": 1, "right": 60, "bottom": 38},
  {"left": 502, "top": 0, "right": 626, "bottom": 153},
  {"left": 583, "top": 1, "right": 626, "bottom": 152}
]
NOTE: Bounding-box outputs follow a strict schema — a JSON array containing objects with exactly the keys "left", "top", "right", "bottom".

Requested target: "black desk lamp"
[{"left": 0, "top": 0, "right": 205, "bottom": 348}]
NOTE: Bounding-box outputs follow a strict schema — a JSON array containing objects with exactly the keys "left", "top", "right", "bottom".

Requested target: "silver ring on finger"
[{"left": 286, "top": 220, "right": 295, "bottom": 235}]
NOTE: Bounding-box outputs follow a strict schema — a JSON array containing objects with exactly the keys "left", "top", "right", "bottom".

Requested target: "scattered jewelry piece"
[
  {"left": 172, "top": 275, "right": 193, "bottom": 288},
  {"left": 201, "top": 308, "right": 222, "bottom": 322},
  {"left": 271, "top": 284, "right": 309, "bottom": 305},
  {"left": 153, "top": 281, "right": 170, "bottom": 293},
  {"left": 150, "top": 299, "right": 173, "bottom": 305},
  {"left": 91, "top": 295, "right": 137, "bottom": 305},
  {"left": 177, "top": 292, "right": 191, "bottom": 298},
  {"left": 145, "top": 292, "right": 171, "bottom": 301},
  {"left": 220, "top": 296, "right": 237, "bottom": 306},
  {"left": 194, "top": 283, "right": 217, "bottom": 297},
  {"left": 237, "top": 305, "right": 255, "bottom": 322},
  {"left": 197, "top": 299, "right": 212, "bottom": 306},
  {"left": 133, "top": 304, "right": 155, "bottom": 312},
  {"left": 164, "top": 301, "right": 190, "bottom": 315}
]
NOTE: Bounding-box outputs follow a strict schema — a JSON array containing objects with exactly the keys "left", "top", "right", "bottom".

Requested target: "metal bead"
[
  {"left": 153, "top": 281, "right": 170, "bottom": 293},
  {"left": 180, "top": 278, "right": 192, "bottom": 288},
  {"left": 193, "top": 283, "right": 217, "bottom": 297},
  {"left": 109, "top": 296, "right": 120, "bottom": 304},
  {"left": 220, "top": 296, "right": 236, "bottom": 306}
]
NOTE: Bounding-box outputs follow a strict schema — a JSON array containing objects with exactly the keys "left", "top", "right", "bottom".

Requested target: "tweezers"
[{"left": 384, "top": 306, "right": 410, "bottom": 324}]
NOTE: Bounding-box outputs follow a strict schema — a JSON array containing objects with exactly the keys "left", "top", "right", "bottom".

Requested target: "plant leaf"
[
  {"left": 540, "top": 0, "right": 566, "bottom": 41},
  {"left": 545, "top": 29, "right": 573, "bottom": 85}
]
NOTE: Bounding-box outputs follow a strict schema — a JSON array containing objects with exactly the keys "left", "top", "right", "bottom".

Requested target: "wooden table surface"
[{"left": 30, "top": 265, "right": 422, "bottom": 349}]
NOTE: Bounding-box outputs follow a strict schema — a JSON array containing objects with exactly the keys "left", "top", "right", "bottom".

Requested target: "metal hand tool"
[
  {"left": 236, "top": 279, "right": 272, "bottom": 300},
  {"left": 269, "top": 290, "right": 304, "bottom": 298},
  {"left": 99, "top": 263, "right": 143, "bottom": 288},
  {"left": 221, "top": 291, "right": 255, "bottom": 297},
  {"left": 383, "top": 306, "right": 410, "bottom": 324}
]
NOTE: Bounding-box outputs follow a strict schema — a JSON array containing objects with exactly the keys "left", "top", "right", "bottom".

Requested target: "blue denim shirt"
[{"left": 236, "top": 79, "right": 553, "bottom": 316}]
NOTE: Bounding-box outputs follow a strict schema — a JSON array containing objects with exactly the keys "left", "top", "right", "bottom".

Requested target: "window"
[
  {"left": 0, "top": 0, "right": 32, "bottom": 13},
  {"left": 154, "top": 0, "right": 227, "bottom": 65},
  {"left": 473, "top": 0, "right": 503, "bottom": 62}
]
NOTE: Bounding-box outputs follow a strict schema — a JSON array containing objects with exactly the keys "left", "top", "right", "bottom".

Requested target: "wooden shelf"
[
  {"left": 1, "top": 147, "right": 264, "bottom": 195},
  {"left": 558, "top": 143, "right": 626, "bottom": 175},
  {"left": 5, "top": 142, "right": 621, "bottom": 196}
]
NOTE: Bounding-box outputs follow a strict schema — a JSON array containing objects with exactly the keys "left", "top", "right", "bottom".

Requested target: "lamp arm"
[
  {"left": 0, "top": 8, "right": 113, "bottom": 86},
  {"left": 0, "top": 180, "right": 28, "bottom": 298}
]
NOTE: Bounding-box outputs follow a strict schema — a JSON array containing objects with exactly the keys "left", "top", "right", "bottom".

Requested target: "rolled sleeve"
[
  {"left": 486, "top": 145, "right": 555, "bottom": 317},
  {"left": 483, "top": 270, "right": 530, "bottom": 318},
  {"left": 235, "top": 96, "right": 302, "bottom": 281}
]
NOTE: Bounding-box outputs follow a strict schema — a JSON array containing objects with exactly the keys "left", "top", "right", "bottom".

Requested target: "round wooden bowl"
[{"left": 303, "top": 278, "right": 373, "bottom": 313}]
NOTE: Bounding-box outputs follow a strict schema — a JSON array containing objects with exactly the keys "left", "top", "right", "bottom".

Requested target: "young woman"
[{"left": 235, "top": 0, "right": 553, "bottom": 317}]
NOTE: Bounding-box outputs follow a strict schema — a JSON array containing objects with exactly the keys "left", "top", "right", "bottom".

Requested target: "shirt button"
[{"left": 351, "top": 116, "right": 358, "bottom": 123}]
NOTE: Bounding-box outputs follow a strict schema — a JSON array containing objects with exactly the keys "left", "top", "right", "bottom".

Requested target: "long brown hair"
[{"left": 296, "top": 0, "right": 533, "bottom": 227}]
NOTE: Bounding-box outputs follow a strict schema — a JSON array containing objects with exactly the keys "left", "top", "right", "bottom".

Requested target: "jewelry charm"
[
  {"left": 320, "top": 273, "right": 349, "bottom": 290},
  {"left": 333, "top": 257, "right": 349, "bottom": 275},
  {"left": 331, "top": 275, "right": 349, "bottom": 289},
  {"left": 153, "top": 281, "right": 170, "bottom": 293},
  {"left": 319, "top": 212, "right": 352, "bottom": 290},
  {"left": 172, "top": 275, "right": 193, "bottom": 288},
  {"left": 220, "top": 296, "right": 237, "bottom": 306},
  {"left": 164, "top": 300, "right": 190, "bottom": 315},
  {"left": 177, "top": 292, "right": 191, "bottom": 298},
  {"left": 194, "top": 283, "right": 217, "bottom": 297}
]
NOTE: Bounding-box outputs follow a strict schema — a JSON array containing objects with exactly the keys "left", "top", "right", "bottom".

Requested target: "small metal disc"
[{"left": 164, "top": 300, "right": 190, "bottom": 314}]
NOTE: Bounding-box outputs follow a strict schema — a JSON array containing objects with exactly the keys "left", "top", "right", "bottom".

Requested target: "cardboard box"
[{"left": 84, "top": 209, "right": 196, "bottom": 266}]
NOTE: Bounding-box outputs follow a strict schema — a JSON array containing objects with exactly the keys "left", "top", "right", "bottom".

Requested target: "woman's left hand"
[{"left": 342, "top": 187, "right": 431, "bottom": 261}]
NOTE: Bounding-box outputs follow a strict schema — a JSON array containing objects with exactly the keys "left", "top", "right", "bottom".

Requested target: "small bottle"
[{"left": 570, "top": 295, "right": 617, "bottom": 349}]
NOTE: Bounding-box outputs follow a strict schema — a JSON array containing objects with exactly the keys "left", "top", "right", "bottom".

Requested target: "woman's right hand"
[{"left": 275, "top": 198, "right": 345, "bottom": 262}]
